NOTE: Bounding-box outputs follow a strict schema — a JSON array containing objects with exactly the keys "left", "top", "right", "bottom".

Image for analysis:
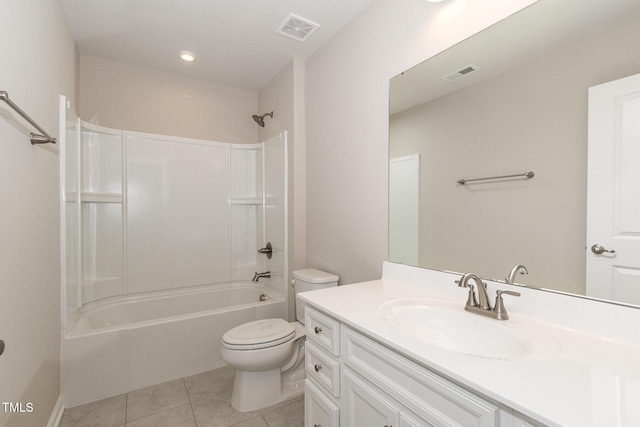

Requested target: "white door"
[
  {"left": 389, "top": 154, "right": 420, "bottom": 265},
  {"left": 586, "top": 72, "right": 640, "bottom": 304}
]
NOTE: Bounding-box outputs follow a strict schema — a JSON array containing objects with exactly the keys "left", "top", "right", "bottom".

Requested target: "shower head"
[{"left": 252, "top": 111, "right": 273, "bottom": 127}]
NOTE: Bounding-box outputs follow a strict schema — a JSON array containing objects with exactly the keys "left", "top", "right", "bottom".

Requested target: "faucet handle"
[
  {"left": 466, "top": 283, "right": 480, "bottom": 307},
  {"left": 493, "top": 290, "right": 521, "bottom": 320},
  {"left": 497, "top": 290, "right": 521, "bottom": 297},
  {"left": 457, "top": 279, "right": 479, "bottom": 308}
]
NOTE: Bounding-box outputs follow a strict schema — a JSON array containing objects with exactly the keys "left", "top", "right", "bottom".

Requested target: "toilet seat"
[{"left": 222, "top": 318, "right": 295, "bottom": 350}]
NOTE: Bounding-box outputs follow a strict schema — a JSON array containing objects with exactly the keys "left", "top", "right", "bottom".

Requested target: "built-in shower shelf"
[
  {"left": 79, "top": 193, "right": 123, "bottom": 203},
  {"left": 230, "top": 198, "right": 263, "bottom": 205}
]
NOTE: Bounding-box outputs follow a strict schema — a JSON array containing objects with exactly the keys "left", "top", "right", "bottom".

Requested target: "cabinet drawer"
[
  {"left": 343, "top": 327, "right": 498, "bottom": 427},
  {"left": 306, "top": 306, "right": 340, "bottom": 356},
  {"left": 306, "top": 340, "right": 340, "bottom": 398},
  {"left": 305, "top": 379, "right": 339, "bottom": 427}
]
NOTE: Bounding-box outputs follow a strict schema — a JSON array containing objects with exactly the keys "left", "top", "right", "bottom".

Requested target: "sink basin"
[{"left": 378, "top": 298, "right": 558, "bottom": 360}]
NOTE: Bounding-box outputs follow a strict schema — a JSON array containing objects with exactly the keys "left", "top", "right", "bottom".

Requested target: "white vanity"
[{"left": 299, "top": 262, "right": 640, "bottom": 426}]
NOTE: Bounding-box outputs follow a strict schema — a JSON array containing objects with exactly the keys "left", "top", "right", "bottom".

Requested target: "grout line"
[
  {"left": 184, "top": 378, "right": 199, "bottom": 427},
  {"left": 124, "top": 393, "right": 128, "bottom": 426}
]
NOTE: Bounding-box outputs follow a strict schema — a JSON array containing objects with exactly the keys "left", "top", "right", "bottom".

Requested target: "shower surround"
[{"left": 59, "top": 102, "right": 288, "bottom": 406}]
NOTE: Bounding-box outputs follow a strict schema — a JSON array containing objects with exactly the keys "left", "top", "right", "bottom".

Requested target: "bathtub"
[{"left": 61, "top": 282, "right": 287, "bottom": 407}]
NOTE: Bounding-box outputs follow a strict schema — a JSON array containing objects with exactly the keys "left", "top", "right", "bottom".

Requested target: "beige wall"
[
  {"left": 389, "top": 17, "right": 640, "bottom": 295},
  {"left": 257, "top": 62, "right": 293, "bottom": 144},
  {"left": 304, "top": 0, "right": 537, "bottom": 284},
  {"left": 291, "top": 58, "right": 307, "bottom": 275},
  {"left": 0, "top": 0, "right": 76, "bottom": 425},
  {"left": 79, "top": 54, "right": 259, "bottom": 143}
]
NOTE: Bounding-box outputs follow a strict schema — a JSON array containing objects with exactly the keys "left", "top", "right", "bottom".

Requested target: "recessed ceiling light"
[
  {"left": 179, "top": 51, "right": 196, "bottom": 62},
  {"left": 427, "top": 0, "right": 446, "bottom": 2}
]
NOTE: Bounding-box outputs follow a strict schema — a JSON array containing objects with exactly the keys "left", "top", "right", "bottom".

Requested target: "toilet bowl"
[
  {"left": 220, "top": 319, "right": 306, "bottom": 412},
  {"left": 220, "top": 268, "right": 338, "bottom": 412}
]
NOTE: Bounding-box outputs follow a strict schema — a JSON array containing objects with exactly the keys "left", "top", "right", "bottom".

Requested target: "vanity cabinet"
[{"left": 305, "top": 305, "right": 545, "bottom": 427}]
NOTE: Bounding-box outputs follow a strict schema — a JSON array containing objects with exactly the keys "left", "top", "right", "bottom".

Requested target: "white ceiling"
[
  {"left": 60, "top": 0, "right": 373, "bottom": 91},
  {"left": 389, "top": 0, "right": 640, "bottom": 115}
]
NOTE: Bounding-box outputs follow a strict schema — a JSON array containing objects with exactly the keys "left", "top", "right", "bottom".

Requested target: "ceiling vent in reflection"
[
  {"left": 276, "top": 14, "right": 320, "bottom": 42},
  {"left": 442, "top": 64, "right": 480, "bottom": 81}
]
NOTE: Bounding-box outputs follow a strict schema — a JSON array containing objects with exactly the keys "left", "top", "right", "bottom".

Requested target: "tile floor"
[{"left": 59, "top": 366, "right": 304, "bottom": 427}]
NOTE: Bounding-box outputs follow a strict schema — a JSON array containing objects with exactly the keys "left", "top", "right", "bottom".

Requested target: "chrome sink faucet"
[
  {"left": 457, "top": 273, "right": 520, "bottom": 320},
  {"left": 506, "top": 264, "right": 528, "bottom": 284},
  {"left": 252, "top": 271, "right": 271, "bottom": 282}
]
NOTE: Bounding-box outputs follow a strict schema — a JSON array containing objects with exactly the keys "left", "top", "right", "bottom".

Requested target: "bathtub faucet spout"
[{"left": 252, "top": 271, "right": 271, "bottom": 282}]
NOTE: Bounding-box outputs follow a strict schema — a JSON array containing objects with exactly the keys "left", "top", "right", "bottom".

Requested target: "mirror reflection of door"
[
  {"left": 389, "top": 154, "right": 420, "bottom": 265},
  {"left": 587, "top": 72, "right": 640, "bottom": 305}
]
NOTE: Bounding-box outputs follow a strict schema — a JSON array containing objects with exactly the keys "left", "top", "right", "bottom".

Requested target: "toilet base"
[{"left": 230, "top": 365, "right": 305, "bottom": 412}]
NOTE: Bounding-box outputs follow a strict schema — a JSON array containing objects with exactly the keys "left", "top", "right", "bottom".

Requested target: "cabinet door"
[
  {"left": 306, "top": 379, "right": 339, "bottom": 427},
  {"left": 513, "top": 411, "right": 547, "bottom": 427},
  {"left": 400, "top": 412, "right": 435, "bottom": 427},
  {"left": 343, "top": 370, "right": 400, "bottom": 427}
]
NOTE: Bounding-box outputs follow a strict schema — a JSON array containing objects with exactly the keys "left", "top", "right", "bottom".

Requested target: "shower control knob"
[
  {"left": 314, "top": 326, "right": 322, "bottom": 334},
  {"left": 314, "top": 424, "right": 321, "bottom": 427},
  {"left": 257, "top": 242, "right": 273, "bottom": 259},
  {"left": 0, "top": 339, "right": 4, "bottom": 356},
  {"left": 314, "top": 364, "right": 322, "bottom": 372}
]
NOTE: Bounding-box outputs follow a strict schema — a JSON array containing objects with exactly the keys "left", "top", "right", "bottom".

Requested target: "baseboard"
[{"left": 46, "top": 396, "right": 65, "bottom": 427}]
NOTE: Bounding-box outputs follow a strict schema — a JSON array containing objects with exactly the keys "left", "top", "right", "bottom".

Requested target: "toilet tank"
[{"left": 293, "top": 269, "right": 339, "bottom": 323}]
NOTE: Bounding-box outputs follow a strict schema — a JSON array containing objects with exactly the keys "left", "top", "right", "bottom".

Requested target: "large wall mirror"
[{"left": 389, "top": 0, "right": 640, "bottom": 307}]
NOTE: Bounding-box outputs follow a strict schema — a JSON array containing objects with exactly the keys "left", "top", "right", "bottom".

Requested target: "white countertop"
[{"left": 297, "top": 262, "right": 640, "bottom": 426}]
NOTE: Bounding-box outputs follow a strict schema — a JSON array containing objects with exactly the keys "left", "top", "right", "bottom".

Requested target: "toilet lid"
[{"left": 222, "top": 318, "right": 295, "bottom": 349}]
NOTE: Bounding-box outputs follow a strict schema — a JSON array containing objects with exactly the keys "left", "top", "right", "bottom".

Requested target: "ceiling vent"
[
  {"left": 442, "top": 64, "right": 480, "bottom": 81},
  {"left": 276, "top": 14, "right": 320, "bottom": 42}
]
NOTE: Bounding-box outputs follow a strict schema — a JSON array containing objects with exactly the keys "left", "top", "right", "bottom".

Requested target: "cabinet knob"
[
  {"left": 314, "top": 326, "right": 322, "bottom": 334},
  {"left": 314, "top": 364, "right": 322, "bottom": 372}
]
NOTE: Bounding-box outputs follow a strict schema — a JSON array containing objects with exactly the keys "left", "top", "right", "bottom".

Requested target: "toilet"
[{"left": 220, "top": 268, "right": 339, "bottom": 412}]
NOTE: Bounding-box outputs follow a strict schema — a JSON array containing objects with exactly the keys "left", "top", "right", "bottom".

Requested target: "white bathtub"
[{"left": 61, "top": 282, "right": 287, "bottom": 407}]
